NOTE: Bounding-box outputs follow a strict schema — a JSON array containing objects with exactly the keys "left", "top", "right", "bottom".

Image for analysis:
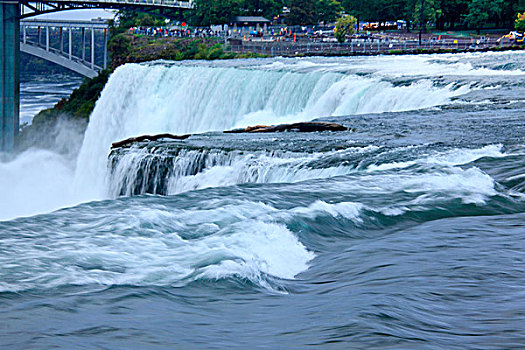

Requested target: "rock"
[
  {"left": 224, "top": 122, "right": 348, "bottom": 133},
  {"left": 110, "top": 122, "right": 348, "bottom": 150},
  {"left": 111, "top": 133, "right": 191, "bottom": 149}
]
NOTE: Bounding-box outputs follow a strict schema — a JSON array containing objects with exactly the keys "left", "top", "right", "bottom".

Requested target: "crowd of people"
[{"left": 128, "top": 26, "right": 227, "bottom": 38}]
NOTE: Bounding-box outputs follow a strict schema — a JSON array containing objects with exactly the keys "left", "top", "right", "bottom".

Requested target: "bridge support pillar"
[
  {"left": 82, "top": 27, "right": 85, "bottom": 62},
  {"left": 91, "top": 28, "right": 95, "bottom": 69},
  {"left": 68, "top": 27, "right": 72, "bottom": 60},
  {"left": 0, "top": 2, "right": 20, "bottom": 152},
  {"left": 60, "top": 27, "right": 63, "bottom": 53},
  {"left": 103, "top": 28, "right": 107, "bottom": 69}
]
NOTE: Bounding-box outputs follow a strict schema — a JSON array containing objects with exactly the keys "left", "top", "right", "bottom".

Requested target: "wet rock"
[
  {"left": 224, "top": 122, "right": 348, "bottom": 133},
  {"left": 111, "top": 133, "right": 190, "bottom": 149}
]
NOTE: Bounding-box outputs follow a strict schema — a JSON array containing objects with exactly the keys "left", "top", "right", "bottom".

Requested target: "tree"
[
  {"left": 242, "top": 0, "right": 284, "bottom": 21},
  {"left": 433, "top": 0, "right": 470, "bottom": 30},
  {"left": 287, "top": 0, "right": 317, "bottom": 25},
  {"left": 316, "top": 0, "right": 343, "bottom": 23},
  {"left": 340, "top": 0, "right": 363, "bottom": 32},
  {"left": 464, "top": 0, "right": 504, "bottom": 33},
  {"left": 193, "top": 0, "right": 242, "bottom": 25},
  {"left": 516, "top": 12, "right": 525, "bottom": 31},
  {"left": 407, "top": 0, "right": 437, "bottom": 28},
  {"left": 334, "top": 15, "right": 356, "bottom": 42},
  {"left": 118, "top": 10, "right": 166, "bottom": 28}
]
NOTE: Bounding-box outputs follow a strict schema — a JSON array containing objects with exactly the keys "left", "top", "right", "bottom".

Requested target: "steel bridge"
[
  {"left": 21, "top": 19, "right": 109, "bottom": 78},
  {"left": 1, "top": 0, "right": 192, "bottom": 152}
]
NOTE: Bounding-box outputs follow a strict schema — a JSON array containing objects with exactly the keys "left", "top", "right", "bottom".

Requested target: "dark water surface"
[
  {"left": 1, "top": 52, "right": 525, "bottom": 349},
  {"left": 20, "top": 72, "right": 83, "bottom": 125}
]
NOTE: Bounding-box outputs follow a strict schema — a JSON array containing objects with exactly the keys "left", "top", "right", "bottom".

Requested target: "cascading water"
[
  {"left": 2, "top": 51, "right": 525, "bottom": 349},
  {"left": 74, "top": 58, "right": 474, "bottom": 196}
]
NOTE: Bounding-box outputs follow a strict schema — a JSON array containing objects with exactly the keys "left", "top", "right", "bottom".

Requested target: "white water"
[
  {"left": 74, "top": 62, "right": 472, "bottom": 196},
  {"left": 0, "top": 150, "right": 78, "bottom": 220},
  {"left": 109, "top": 144, "right": 502, "bottom": 206},
  {"left": 3, "top": 52, "right": 523, "bottom": 221},
  {"left": 0, "top": 199, "right": 315, "bottom": 292}
]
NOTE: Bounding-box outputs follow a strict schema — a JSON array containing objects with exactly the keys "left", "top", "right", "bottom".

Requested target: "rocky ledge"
[
  {"left": 225, "top": 122, "right": 348, "bottom": 133},
  {"left": 110, "top": 122, "right": 347, "bottom": 149},
  {"left": 111, "top": 133, "right": 191, "bottom": 149}
]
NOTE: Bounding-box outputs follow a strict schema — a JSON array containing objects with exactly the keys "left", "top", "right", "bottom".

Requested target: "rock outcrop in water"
[
  {"left": 110, "top": 122, "right": 348, "bottom": 150},
  {"left": 225, "top": 122, "right": 348, "bottom": 133},
  {"left": 111, "top": 133, "right": 191, "bottom": 149}
]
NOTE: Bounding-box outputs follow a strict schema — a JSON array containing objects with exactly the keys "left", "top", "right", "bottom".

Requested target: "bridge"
[
  {"left": 1, "top": 0, "right": 193, "bottom": 152},
  {"left": 21, "top": 19, "right": 109, "bottom": 78}
]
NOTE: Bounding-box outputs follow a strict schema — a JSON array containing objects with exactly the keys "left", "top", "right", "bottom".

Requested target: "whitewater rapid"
[
  {"left": 74, "top": 57, "right": 472, "bottom": 195},
  {"left": 2, "top": 51, "right": 524, "bottom": 221},
  {"left": 2, "top": 51, "right": 525, "bottom": 349}
]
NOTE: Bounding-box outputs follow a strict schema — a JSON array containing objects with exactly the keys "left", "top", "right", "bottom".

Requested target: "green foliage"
[
  {"left": 335, "top": 15, "right": 356, "bottom": 42},
  {"left": 56, "top": 70, "right": 110, "bottom": 119},
  {"left": 316, "top": 0, "right": 343, "bottom": 23},
  {"left": 464, "top": 0, "right": 503, "bottom": 31},
  {"left": 412, "top": 0, "right": 437, "bottom": 25},
  {"left": 31, "top": 70, "right": 111, "bottom": 127},
  {"left": 207, "top": 44, "right": 225, "bottom": 59},
  {"left": 108, "top": 33, "right": 132, "bottom": 67},
  {"left": 118, "top": 10, "right": 167, "bottom": 28},
  {"left": 516, "top": 12, "right": 525, "bottom": 31},
  {"left": 192, "top": 0, "right": 285, "bottom": 26},
  {"left": 287, "top": 0, "right": 317, "bottom": 25},
  {"left": 288, "top": 0, "right": 344, "bottom": 25},
  {"left": 242, "top": 0, "right": 285, "bottom": 20},
  {"left": 192, "top": 0, "right": 242, "bottom": 25},
  {"left": 340, "top": 0, "right": 520, "bottom": 31}
]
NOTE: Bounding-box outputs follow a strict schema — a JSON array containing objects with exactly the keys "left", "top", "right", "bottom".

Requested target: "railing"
[
  {"left": 23, "top": 39, "right": 103, "bottom": 70},
  {"left": 21, "top": 19, "right": 109, "bottom": 29},
  {"left": 20, "top": 20, "right": 109, "bottom": 71},
  {"left": 226, "top": 39, "right": 510, "bottom": 56},
  {"left": 36, "top": 0, "right": 194, "bottom": 8}
]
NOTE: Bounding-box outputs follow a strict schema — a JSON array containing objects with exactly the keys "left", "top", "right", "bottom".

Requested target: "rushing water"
[
  {"left": 1, "top": 52, "right": 525, "bottom": 349},
  {"left": 19, "top": 72, "right": 83, "bottom": 125}
]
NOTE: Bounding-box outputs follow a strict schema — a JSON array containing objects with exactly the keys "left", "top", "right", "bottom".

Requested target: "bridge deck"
[
  {"left": 43, "top": 0, "right": 192, "bottom": 7},
  {"left": 21, "top": 19, "right": 110, "bottom": 29},
  {"left": 19, "top": 0, "right": 193, "bottom": 18}
]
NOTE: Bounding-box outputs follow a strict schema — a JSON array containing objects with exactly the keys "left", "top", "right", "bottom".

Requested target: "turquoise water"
[{"left": 1, "top": 52, "right": 525, "bottom": 349}]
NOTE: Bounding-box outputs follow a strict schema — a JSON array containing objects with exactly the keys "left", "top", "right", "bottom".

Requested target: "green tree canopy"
[
  {"left": 516, "top": 12, "right": 525, "bottom": 31},
  {"left": 118, "top": 10, "right": 167, "bottom": 28},
  {"left": 193, "top": 0, "right": 242, "bottom": 25},
  {"left": 335, "top": 14, "right": 356, "bottom": 42},
  {"left": 242, "top": 0, "right": 285, "bottom": 20},
  {"left": 464, "top": 0, "right": 503, "bottom": 32},
  {"left": 410, "top": 0, "right": 438, "bottom": 25},
  {"left": 287, "top": 0, "right": 317, "bottom": 25},
  {"left": 315, "top": 0, "right": 343, "bottom": 23}
]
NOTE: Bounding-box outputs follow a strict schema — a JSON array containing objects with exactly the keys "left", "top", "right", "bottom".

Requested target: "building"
[{"left": 230, "top": 16, "right": 271, "bottom": 34}]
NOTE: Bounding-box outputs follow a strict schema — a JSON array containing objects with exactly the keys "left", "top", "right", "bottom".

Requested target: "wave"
[
  {"left": 108, "top": 144, "right": 508, "bottom": 204},
  {"left": 0, "top": 199, "right": 315, "bottom": 293}
]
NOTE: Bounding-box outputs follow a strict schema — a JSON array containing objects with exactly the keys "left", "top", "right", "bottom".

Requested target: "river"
[
  {"left": 20, "top": 72, "right": 83, "bottom": 125},
  {"left": 1, "top": 52, "right": 525, "bottom": 349}
]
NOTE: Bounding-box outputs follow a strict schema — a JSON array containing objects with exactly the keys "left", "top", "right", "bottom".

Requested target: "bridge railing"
[
  {"left": 42, "top": 0, "right": 194, "bottom": 8},
  {"left": 20, "top": 20, "right": 108, "bottom": 74}
]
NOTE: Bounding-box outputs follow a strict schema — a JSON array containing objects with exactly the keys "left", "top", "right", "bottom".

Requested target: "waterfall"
[{"left": 74, "top": 60, "right": 470, "bottom": 196}]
